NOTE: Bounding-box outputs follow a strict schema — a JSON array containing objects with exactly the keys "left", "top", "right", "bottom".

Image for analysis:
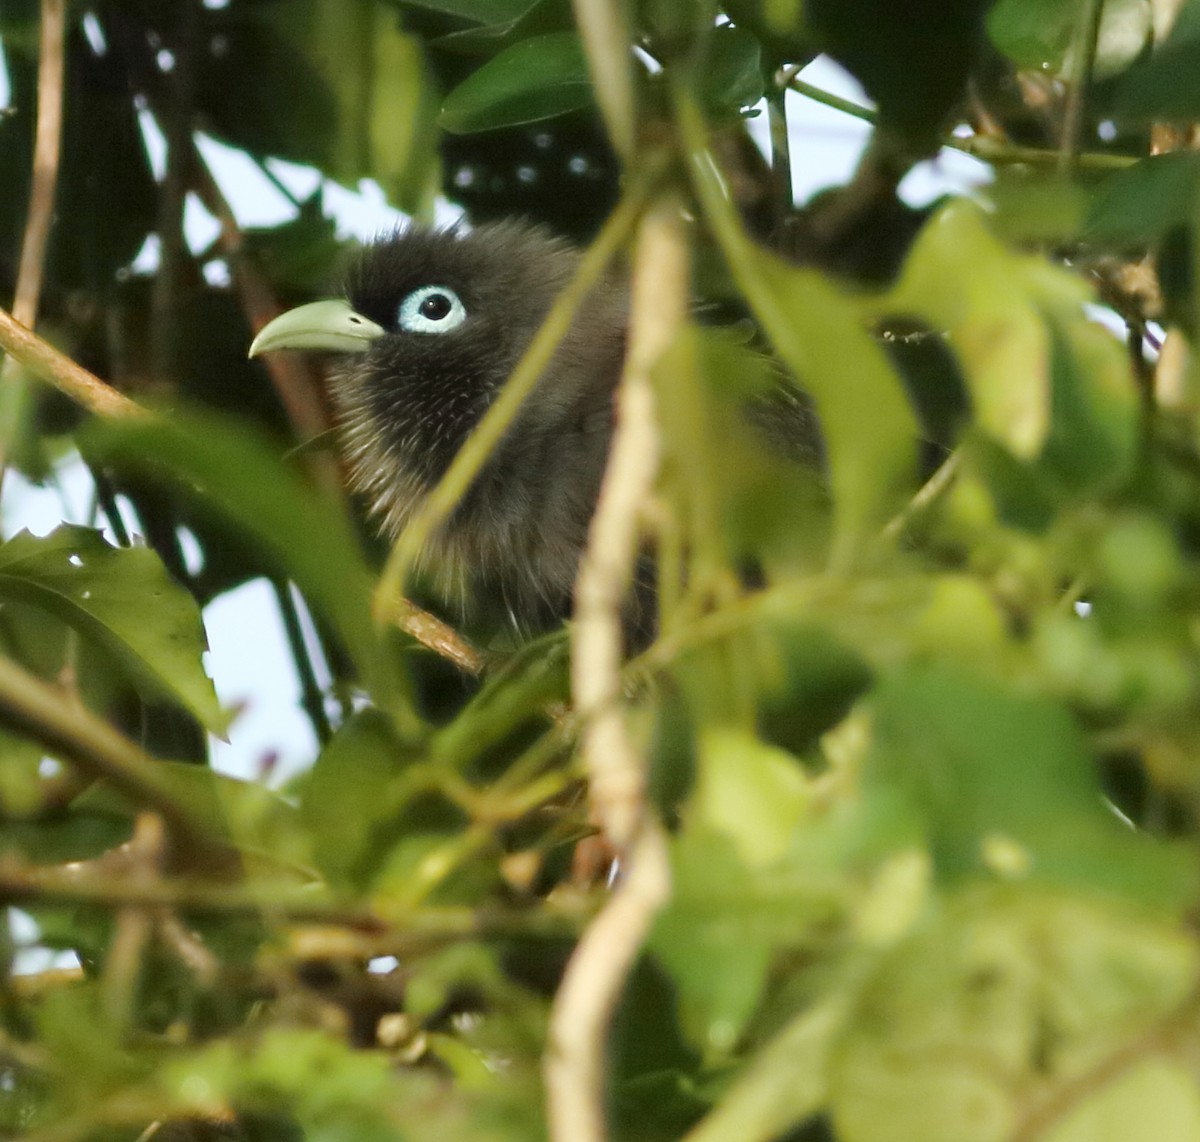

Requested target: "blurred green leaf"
[
  {"left": 692, "top": 726, "right": 812, "bottom": 868},
  {"left": 81, "top": 411, "right": 405, "bottom": 719},
  {"left": 885, "top": 203, "right": 1051, "bottom": 458},
  {"left": 984, "top": 171, "right": 1090, "bottom": 245},
  {"left": 806, "top": 0, "right": 990, "bottom": 144},
  {"left": 440, "top": 31, "right": 593, "bottom": 132},
  {"left": 691, "top": 168, "right": 918, "bottom": 565},
  {"left": 700, "top": 25, "right": 766, "bottom": 113},
  {"left": 76, "top": 760, "right": 311, "bottom": 872},
  {"left": 1086, "top": 152, "right": 1200, "bottom": 246},
  {"left": 988, "top": 0, "right": 1151, "bottom": 77},
  {"left": 0, "top": 804, "right": 132, "bottom": 864},
  {"left": 0, "top": 526, "right": 226, "bottom": 733},
  {"left": 651, "top": 828, "right": 778, "bottom": 1053},
  {"left": 1116, "top": 5, "right": 1200, "bottom": 119},
  {"left": 301, "top": 708, "right": 423, "bottom": 889},
  {"left": 865, "top": 665, "right": 1195, "bottom": 901},
  {"left": 202, "top": 1, "right": 439, "bottom": 212},
  {"left": 396, "top": 0, "right": 543, "bottom": 21}
]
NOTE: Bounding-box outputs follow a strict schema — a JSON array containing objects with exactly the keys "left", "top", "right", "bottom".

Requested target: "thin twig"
[
  {"left": 377, "top": 594, "right": 487, "bottom": 675},
  {"left": 786, "top": 73, "right": 1135, "bottom": 172},
  {"left": 0, "top": 655, "right": 210, "bottom": 851},
  {"left": 545, "top": 200, "right": 685, "bottom": 1142},
  {"left": 881, "top": 450, "right": 961, "bottom": 542},
  {"left": 0, "top": 0, "right": 69, "bottom": 485},
  {"left": 1059, "top": 0, "right": 1106, "bottom": 176},
  {"left": 271, "top": 578, "right": 334, "bottom": 743},
  {"left": 101, "top": 813, "right": 164, "bottom": 1028},
  {"left": 7, "top": 0, "right": 65, "bottom": 333}
]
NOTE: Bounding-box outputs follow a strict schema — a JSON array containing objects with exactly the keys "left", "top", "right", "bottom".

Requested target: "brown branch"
[
  {"left": 571, "top": 198, "right": 684, "bottom": 850},
  {"left": 0, "top": 861, "right": 583, "bottom": 951},
  {"left": 101, "top": 813, "right": 164, "bottom": 1028},
  {"left": 8, "top": 0, "right": 65, "bottom": 332},
  {"left": 0, "top": 655, "right": 211, "bottom": 853},
  {"left": 1058, "top": 0, "right": 1105, "bottom": 176},
  {"left": 0, "top": 307, "right": 142, "bottom": 418},
  {"left": 377, "top": 595, "right": 487, "bottom": 676},
  {"left": 545, "top": 200, "right": 685, "bottom": 1142}
]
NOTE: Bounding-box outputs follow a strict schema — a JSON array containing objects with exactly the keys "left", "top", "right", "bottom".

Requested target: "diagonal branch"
[{"left": 0, "top": 307, "right": 142, "bottom": 419}]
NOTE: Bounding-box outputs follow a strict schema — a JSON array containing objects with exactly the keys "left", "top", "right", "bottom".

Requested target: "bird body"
[{"left": 251, "top": 221, "right": 629, "bottom": 630}]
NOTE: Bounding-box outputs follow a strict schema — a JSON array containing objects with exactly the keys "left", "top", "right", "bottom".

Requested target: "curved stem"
[{"left": 545, "top": 198, "right": 685, "bottom": 1142}]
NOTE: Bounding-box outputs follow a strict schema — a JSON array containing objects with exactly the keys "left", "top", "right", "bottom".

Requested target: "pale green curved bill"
[{"left": 248, "top": 299, "right": 385, "bottom": 357}]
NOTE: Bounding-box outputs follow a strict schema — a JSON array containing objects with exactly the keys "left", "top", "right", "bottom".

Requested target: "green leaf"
[
  {"left": 864, "top": 665, "right": 1195, "bottom": 902},
  {"left": 701, "top": 25, "right": 766, "bottom": 113},
  {"left": 1086, "top": 152, "right": 1200, "bottom": 246},
  {"left": 1116, "top": 6, "right": 1200, "bottom": 120},
  {"left": 0, "top": 526, "right": 226, "bottom": 733},
  {"left": 439, "top": 31, "right": 593, "bottom": 132},
  {"left": 301, "top": 709, "right": 423, "bottom": 889},
  {"left": 396, "top": 0, "right": 542, "bottom": 22},
  {"left": 163, "top": 1028, "right": 421, "bottom": 1142},
  {"left": 650, "top": 828, "right": 776, "bottom": 1053},
  {"left": 832, "top": 887, "right": 1200, "bottom": 1142},
  {"left": 883, "top": 199, "right": 1137, "bottom": 484},
  {"left": 989, "top": 0, "right": 1151, "bottom": 77},
  {"left": 716, "top": 241, "right": 918, "bottom": 567},
  {"left": 885, "top": 203, "right": 1052, "bottom": 459},
  {"left": 202, "top": 2, "right": 439, "bottom": 213},
  {"left": 1048, "top": 1062, "right": 1200, "bottom": 1142},
  {"left": 242, "top": 193, "right": 344, "bottom": 295},
  {"left": 76, "top": 761, "right": 312, "bottom": 873},
  {"left": 683, "top": 994, "right": 850, "bottom": 1142},
  {"left": 692, "top": 726, "right": 812, "bottom": 868},
  {"left": 430, "top": 631, "right": 568, "bottom": 773},
  {"left": 1039, "top": 313, "right": 1138, "bottom": 493},
  {"left": 81, "top": 411, "right": 405, "bottom": 719},
  {"left": 0, "top": 805, "right": 132, "bottom": 865}
]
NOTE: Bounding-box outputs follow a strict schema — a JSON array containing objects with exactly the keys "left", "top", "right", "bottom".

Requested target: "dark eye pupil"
[{"left": 419, "top": 293, "right": 452, "bottom": 321}]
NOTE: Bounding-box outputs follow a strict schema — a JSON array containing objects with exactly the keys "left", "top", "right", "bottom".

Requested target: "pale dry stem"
[{"left": 545, "top": 200, "right": 688, "bottom": 1142}]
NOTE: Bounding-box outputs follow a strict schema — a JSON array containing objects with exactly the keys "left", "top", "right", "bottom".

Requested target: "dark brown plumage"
[
  {"left": 250, "top": 219, "right": 824, "bottom": 636},
  {"left": 340, "top": 222, "right": 627, "bottom": 629},
  {"left": 253, "top": 220, "right": 628, "bottom": 630}
]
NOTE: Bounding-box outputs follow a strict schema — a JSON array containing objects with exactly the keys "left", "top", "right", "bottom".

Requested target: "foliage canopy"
[{"left": 5, "top": 1, "right": 1200, "bottom": 1140}]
